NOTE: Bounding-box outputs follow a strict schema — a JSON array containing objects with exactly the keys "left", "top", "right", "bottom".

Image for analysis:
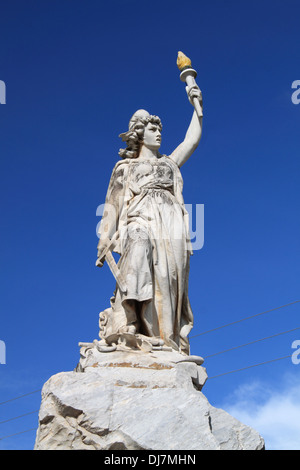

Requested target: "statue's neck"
[{"left": 138, "top": 145, "right": 159, "bottom": 160}]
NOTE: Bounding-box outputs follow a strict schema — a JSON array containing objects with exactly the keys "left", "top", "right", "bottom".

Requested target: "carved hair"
[{"left": 119, "top": 114, "right": 162, "bottom": 159}]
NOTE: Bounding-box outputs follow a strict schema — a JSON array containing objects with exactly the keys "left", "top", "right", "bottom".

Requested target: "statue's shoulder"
[{"left": 110, "top": 158, "right": 131, "bottom": 176}]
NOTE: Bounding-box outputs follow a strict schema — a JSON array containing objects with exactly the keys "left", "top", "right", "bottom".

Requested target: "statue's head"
[{"left": 119, "top": 109, "right": 162, "bottom": 159}]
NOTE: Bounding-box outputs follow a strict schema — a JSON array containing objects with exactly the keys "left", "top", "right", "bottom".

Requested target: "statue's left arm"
[{"left": 169, "top": 85, "right": 203, "bottom": 168}]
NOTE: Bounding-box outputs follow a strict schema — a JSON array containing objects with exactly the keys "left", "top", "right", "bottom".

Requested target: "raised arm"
[{"left": 170, "top": 85, "right": 203, "bottom": 168}]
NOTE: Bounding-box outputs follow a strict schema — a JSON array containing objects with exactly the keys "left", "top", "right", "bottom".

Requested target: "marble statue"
[
  {"left": 95, "top": 52, "right": 203, "bottom": 356},
  {"left": 34, "top": 53, "right": 265, "bottom": 451}
]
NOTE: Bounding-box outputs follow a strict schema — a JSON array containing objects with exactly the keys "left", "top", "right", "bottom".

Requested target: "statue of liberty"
[{"left": 96, "top": 52, "right": 203, "bottom": 355}]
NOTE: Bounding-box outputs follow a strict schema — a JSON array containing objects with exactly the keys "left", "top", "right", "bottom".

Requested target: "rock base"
[{"left": 34, "top": 349, "right": 264, "bottom": 450}]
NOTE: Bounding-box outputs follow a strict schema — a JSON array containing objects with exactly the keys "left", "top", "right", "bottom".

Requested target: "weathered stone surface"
[
  {"left": 75, "top": 347, "right": 207, "bottom": 391},
  {"left": 34, "top": 350, "right": 264, "bottom": 450}
]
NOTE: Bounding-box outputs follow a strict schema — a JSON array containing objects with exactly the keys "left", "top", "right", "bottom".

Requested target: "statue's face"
[{"left": 142, "top": 122, "right": 161, "bottom": 150}]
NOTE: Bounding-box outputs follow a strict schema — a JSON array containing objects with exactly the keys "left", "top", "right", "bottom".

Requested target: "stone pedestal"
[{"left": 34, "top": 348, "right": 264, "bottom": 450}]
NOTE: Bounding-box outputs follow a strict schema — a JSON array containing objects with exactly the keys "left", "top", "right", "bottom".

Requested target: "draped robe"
[{"left": 97, "top": 155, "right": 193, "bottom": 355}]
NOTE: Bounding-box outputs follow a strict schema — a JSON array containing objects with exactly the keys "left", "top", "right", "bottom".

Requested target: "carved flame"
[{"left": 177, "top": 51, "right": 192, "bottom": 70}]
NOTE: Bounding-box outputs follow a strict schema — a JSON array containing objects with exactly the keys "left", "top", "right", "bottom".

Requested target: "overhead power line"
[
  {"left": 0, "top": 428, "right": 37, "bottom": 441},
  {"left": 0, "top": 353, "right": 295, "bottom": 441},
  {"left": 1, "top": 324, "right": 296, "bottom": 427},
  {"left": 0, "top": 410, "right": 39, "bottom": 425},
  {"left": 0, "top": 301, "right": 298, "bottom": 444},
  {"left": 190, "top": 300, "right": 300, "bottom": 338},
  {"left": 207, "top": 354, "right": 292, "bottom": 380},
  {"left": 0, "top": 389, "right": 41, "bottom": 406},
  {"left": 203, "top": 326, "right": 300, "bottom": 359},
  {"left": 1, "top": 326, "right": 297, "bottom": 417},
  {"left": 0, "top": 355, "right": 293, "bottom": 441}
]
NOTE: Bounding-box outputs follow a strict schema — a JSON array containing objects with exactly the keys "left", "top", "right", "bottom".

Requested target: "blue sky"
[{"left": 0, "top": 0, "right": 299, "bottom": 450}]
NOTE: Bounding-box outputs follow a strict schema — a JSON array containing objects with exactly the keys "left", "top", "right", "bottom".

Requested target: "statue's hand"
[{"left": 186, "top": 84, "right": 203, "bottom": 109}]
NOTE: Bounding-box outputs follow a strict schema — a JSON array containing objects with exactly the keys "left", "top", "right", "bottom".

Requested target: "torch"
[{"left": 177, "top": 51, "right": 203, "bottom": 118}]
